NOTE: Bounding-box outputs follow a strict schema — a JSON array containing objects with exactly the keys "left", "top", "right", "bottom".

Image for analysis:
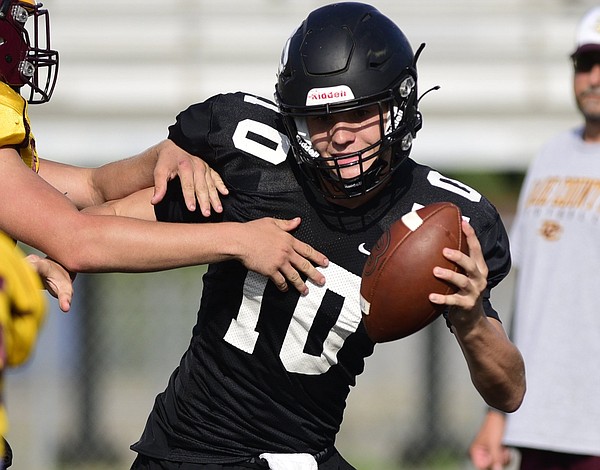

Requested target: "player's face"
[
  {"left": 574, "top": 52, "right": 600, "bottom": 121},
  {"left": 306, "top": 104, "right": 384, "bottom": 180}
]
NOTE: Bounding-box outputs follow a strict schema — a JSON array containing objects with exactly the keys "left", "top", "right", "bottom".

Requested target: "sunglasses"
[{"left": 572, "top": 52, "right": 600, "bottom": 73}]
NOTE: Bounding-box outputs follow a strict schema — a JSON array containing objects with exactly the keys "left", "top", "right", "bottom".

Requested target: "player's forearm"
[
  {"left": 452, "top": 317, "right": 526, "bottom": 413},
  {"left": 38, "top": 158, "right": 97, "bottom": 209},
  {"left": 39, "top": 143, "right": 163, "bottom": 210},
  {"left": 38, "top": 214, "right": 244, "bottom": 273},
  {"left": 89, "top": 143, "right": 162, "bottom": 204}
]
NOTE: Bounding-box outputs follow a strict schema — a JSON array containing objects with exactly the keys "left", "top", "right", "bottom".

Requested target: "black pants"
[
  {"left": 518, "top": 447, "right": 600, "bottom": 470},
  {"left": 131, "top": 449, "right": 356, "bottom": 470}
]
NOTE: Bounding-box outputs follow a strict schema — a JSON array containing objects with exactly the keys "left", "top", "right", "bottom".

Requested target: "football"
[{"left": 360, "top": 202, "right": 468, "bottom": 343}]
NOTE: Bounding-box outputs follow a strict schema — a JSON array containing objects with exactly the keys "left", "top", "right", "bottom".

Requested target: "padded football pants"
[{"left": 131, "top": 448, "right": 356, "bottom": 470}]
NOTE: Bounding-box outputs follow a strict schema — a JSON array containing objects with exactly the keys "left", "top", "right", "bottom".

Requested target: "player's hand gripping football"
[
  {"left": 151, "top": 139, "right": 229, "bottom": 216},
  {"left": 428, "top": 219, "right": 487, "bottom": 324}
]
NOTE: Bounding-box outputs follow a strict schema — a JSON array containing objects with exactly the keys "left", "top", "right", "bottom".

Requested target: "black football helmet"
[
  {"left": 0, "top": 0, "right": 58, "bottom": 103},
  {"left": 276, "top": 2, "right": 423, "bottom": 199}
]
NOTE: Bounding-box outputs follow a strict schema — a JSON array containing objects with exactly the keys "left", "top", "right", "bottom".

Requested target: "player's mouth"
[{"left": 332, "top": 154, "right": 361, "bottom": 167}]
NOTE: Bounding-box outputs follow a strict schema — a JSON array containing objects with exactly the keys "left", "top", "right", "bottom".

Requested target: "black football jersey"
[{"left": 131, "top": 93, "right": 511, "bottom": 464}]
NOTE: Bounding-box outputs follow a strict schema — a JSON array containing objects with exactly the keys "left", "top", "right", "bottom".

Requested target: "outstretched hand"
[
  {"left": 469, "top": 411, "right": 512, "bottom": 470},
  {"left": 235, "top": 217, "right": 328, "bottom": 295},
  {"left": 26, "top": 254, "right": 74, "bottom": 313},
  {"left": 151, "top": 139, "right": 229, "bottom": 215}
]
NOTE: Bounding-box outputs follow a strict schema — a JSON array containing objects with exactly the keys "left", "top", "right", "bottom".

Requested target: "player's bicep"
[{"left": 82, "top": 187, "right": 156, "bottom": 221}]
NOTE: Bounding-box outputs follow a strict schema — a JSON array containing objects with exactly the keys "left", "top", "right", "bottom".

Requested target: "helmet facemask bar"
[
  {"left": 0, "top": 1, "right": 58, "bottom": 104},
  {"left": 21, "top": 3, "right": 58, "bottom": 104}
]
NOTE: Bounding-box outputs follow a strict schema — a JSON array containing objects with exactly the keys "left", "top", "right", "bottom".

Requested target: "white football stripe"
[
  {"left": 359, "top": 295, "right": 371, "bottom": 315},
  {"left": 401, "top": 210, "right": 424, "bottom": 232}
]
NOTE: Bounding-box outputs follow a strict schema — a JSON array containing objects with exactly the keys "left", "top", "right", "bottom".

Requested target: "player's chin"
[
  {"left": 338, "top": 168, "right": 363, "bottom": 180},
  {"left": 337, "top": 160, "right": 377, "bottom": 180}
]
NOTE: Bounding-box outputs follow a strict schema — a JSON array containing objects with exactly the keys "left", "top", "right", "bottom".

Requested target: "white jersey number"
[{"left": 224, "top": 263, "right": 362, "bottom": 375}]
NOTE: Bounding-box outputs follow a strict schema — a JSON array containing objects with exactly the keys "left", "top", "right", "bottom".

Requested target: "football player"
[
  {"left": 88, "top": 3, "right": 526, "bottom": 469},
  {"left": 0, "top": 0, "right": 327, "bottom": 314},
  {"left": 0, "top": 231, "right": 46, "bottom": 468}
]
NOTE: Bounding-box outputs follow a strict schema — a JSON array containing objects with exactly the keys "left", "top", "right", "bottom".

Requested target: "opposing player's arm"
[
  {"left": 429, "top": 221, "right": 526, "bottom": 413},
  {"left": 38, "top": 144, "right": 161, "bottom": 209},
  {"left": 82, "top": 186, "right": 326, "bottom": 295},
  {"left": 1, "top": 148, "right": 327, "bottom": 295},
  {"left": 38, "top": 139, "right": 228, "bottom": 214},
  {"left": 82, "top": 187, "right": 157, "bottom": 221}
]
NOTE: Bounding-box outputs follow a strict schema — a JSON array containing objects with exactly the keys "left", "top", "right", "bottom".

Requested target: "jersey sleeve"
[
  {"left": 478, "top": 211, "right": 512, "bottom": 321},
  {"left": 167, "top": 98, "right": 216, "bottom": 160},
  {"left": 0, "top": 82, "right": 39, "bottom": 171},
  {"left": 0, "top": 83, "right": 27, "bottom": 149},
  {"left": 158, "top": 92, "right": 295, "bottom": 223},
  {"left": 158, "top": 94, "right": 231, "bottom": 223},
  {"left": 0, "top": 105, "right": 27, "bottom": 149}
]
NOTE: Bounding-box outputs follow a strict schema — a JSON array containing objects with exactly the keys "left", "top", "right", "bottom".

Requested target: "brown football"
[{"left": 360, "top": 202, "right": 468, "bottom": 343}]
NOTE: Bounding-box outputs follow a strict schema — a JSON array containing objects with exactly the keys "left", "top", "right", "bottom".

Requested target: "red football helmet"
[{"left": 0, "top": 0, "right": 58, "bottom": 103}]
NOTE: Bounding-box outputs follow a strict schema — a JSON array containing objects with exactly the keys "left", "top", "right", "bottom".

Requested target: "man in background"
[{"left": 469, "top": 6, "right": 600, "bottom": 470}]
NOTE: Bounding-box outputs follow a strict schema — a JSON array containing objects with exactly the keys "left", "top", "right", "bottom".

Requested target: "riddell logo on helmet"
[{"left": 305, "top": 86, "right": 355, "bottom": 106}]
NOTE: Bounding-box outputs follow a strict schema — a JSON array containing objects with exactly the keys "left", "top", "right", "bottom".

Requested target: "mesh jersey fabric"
[
  {"left": 132, "top": 92, "right": 511, "bottom": 464},
  {"left": 0, "top": 82, "right": 39, "bottom": 172}
]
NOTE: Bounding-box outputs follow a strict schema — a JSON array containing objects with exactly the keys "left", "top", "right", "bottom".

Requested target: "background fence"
[{"left": 7, "top": 0, "right": 596, "bottom": 468}]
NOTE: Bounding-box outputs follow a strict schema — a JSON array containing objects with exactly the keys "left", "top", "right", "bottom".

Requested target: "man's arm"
[
  {"left": 1, "top": 148, "right": 327, "bottom": 294},
  {"left": 38, "top": 139, "right": 228, "bottom": 213},
  {"left": 429, "top": 221, "right": 526, "bottom": 413}
]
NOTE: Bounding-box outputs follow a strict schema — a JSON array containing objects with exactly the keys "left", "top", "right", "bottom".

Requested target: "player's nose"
[{"left": 329, "top": 120, "right": 356, "bottom": 146}]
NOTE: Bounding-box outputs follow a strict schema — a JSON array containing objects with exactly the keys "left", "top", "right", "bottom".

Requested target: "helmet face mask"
[
  {"left": 276, "top": 2, "right": 423, "bottom": 200},
  {"left": 0, "top": 0, "right": 58, "bottom": 104}
]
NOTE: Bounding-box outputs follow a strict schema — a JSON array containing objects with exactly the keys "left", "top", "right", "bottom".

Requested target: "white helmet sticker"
[{"left": 305, "top": 85, "right": 355, "bottom": 106}]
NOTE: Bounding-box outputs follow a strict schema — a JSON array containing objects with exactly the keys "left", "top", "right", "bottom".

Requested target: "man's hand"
[
  {"left": 469, "top": 410, "right": 511, "bottom": 470},
  {"left": 151, "top": 139, "right": 228, "bottom": 216},
  {"left": 26, "top": 254, "right": 74, "bottom": 313},
  {"left": 233, "top": 217, "right": 328, "bottom": 296}
]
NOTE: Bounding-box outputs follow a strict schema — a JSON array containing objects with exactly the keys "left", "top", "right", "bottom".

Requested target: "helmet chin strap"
[
  {"left": 321, "top": 148, "right": 391, "bottom": 199},
  {"left": 341, "top": 158, "right": 387, "bottom": 189}
]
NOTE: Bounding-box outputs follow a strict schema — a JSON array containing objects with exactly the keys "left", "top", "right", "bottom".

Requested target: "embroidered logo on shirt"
[{"left": 539, "top": 219, "right": 563, "bottom": 241}]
